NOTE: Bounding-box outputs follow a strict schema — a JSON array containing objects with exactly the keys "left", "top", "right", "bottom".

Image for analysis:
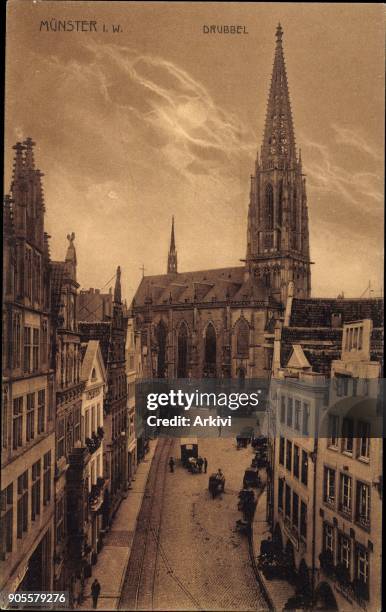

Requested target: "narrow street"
[{"left": 119, "top": 432, "right": 268, "bottom": 611}]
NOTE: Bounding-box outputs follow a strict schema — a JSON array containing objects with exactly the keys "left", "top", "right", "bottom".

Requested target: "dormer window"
[{"left": 91, "top": 368, "right": 97, "bottom": 380}]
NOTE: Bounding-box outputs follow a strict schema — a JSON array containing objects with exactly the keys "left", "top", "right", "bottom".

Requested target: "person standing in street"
[
  {"left": 169, "top": 456, "right": 175, "bottom": 472},
  {"left": 203, "top": 457, "right": 208, "bottom": 473},
  {"left": 91, "top": 578, "right": 101, "bottom": 609}
]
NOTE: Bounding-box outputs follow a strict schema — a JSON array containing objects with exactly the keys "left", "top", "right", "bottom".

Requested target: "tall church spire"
[
  {"left": 261, "top": 23, "right": 296, "bottom": 168},
  {"left": 167, "top": 216, "right": 177, "bottom": 274},
  {"left": 245, "top": 25, "right": 311, "bottom": 304}
]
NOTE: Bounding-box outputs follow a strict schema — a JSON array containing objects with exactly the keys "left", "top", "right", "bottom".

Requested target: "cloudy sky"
[{"left": 5, "top": 2, "right": 384, "bottom": 300}]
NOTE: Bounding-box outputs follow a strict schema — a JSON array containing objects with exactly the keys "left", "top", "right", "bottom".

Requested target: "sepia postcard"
[{"left": 1, "top": 2, "right": 384, "bottom": 611}]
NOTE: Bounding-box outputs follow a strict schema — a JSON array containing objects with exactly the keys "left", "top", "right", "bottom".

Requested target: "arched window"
[
  {"left": 265, "top": 184, "right": 274, "bottom": 230},
  {"left": 155, "top": 320, "right": 167, "bottom": 378},
  {"left": 177, "top": 323, "right": 188, "bottom": 378},
  {"left": 236, "top": 319, "right": 249, "bottom": 358},
  {"left": 204, "top": 323, "right": 216, "bottom": 377}
]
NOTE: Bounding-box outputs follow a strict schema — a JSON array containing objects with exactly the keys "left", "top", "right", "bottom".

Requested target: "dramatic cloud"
[{"left": 4, "top": 3, "right": 384, "bottom": 299}]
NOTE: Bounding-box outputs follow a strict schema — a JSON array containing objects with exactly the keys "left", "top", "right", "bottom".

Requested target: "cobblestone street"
[{"left": 121, "top": 428, "right": 268, "bottom": 611}]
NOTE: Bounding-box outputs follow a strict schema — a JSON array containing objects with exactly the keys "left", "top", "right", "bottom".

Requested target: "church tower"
[
  {"left": 246, "top": 24, "right": 311, "bottom": 304},
  {"left": 167, "top": 216, "right": 178, "bottom": 274}
]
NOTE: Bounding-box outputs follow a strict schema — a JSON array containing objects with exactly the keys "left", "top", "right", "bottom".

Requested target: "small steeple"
[
  {"left": 261, "top": 24, "right": 296, "bottom": 168},
  {"left": 114, "top": 265, "right": 122, "bottom": 303},
  {"left": 167, "top": 216, "right": 178, "bottom": 274}
]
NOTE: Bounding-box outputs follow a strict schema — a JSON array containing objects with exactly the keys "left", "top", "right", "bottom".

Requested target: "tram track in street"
[{"left": 118, "top": 437, "right": 173, "bottom": 611}]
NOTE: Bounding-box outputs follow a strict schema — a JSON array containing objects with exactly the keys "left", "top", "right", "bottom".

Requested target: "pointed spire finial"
[
  {"left": 276, "top": 22, "right": 283, "bottom": 44},
  {"left": 64, "top": 232, "right": 77, "bottom": 280},
  {"left": 23, "top": 137, "right": 36, "bottom": 171},
  {"left": 114, "top": 265, "right": 122, "bottom": 303}
]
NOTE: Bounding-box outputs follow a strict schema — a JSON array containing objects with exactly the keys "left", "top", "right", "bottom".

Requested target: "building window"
[
  {"left": 300, "top": 501, "right": 307, "bottom": 539},
  {"left": 264, "top": 183, "right": 274, "bottom": 230},
  {"left": 302, "top": 402, "right": 309, "bottom": 435},
  {"left": 357, "top": 421, "right": 370, "bottom": 460},
  {"left": 280, "top": 396, "right": 285, "bottom": 424},
  {"left": 17, "top": 471, "right": 28, "bottom": 538},
  {"left": 43, "top": 452, "right": 51, "bottom": 505},
  {"left": 301, "top": 450, "right": 308, "bottom": 486},
  {"left": 12, "top": 312, "right": 22, "bottom": 368},
  {"left": 292, "top": 492, "right": 299, "bottom": 529},
  {"left": 74, "top": 406, "right": 81, "bottom": 444},
  {"left": 91, "top": 405, "right": 96, "bottom": 434},
  {"left": 324, "top": 467, "right": 336, "bottom": 506},
  {"left": 342, "top": 418, "right": 354, "bottom": 454},
  {"left": 358, "top": 327, "right": 363, "bottom": 351},
  {"left": 31, "top": 461, "right": 41, "bottom": 521},
  {"left": 339, "top": 473, "right": 352, "bottom": 516},
  {"left": 37, "top": 389, "right": 45, "bottom": 435},
  {"left": 323, "top": 522, "right": 334, "bottom": 554},
  {"left": 294, "top": 400, "right": 301, "bottom": 431},
  {"left": 287, "top": 398, "right": 293, "bottom": 427},
  {"left": 85, "top": 408, "right": 91, "bottom": 440},
  {"left": 56, "top": 497, "right": 65, "bottom": 544},
  {"left": 336, "top": 376, "right": 349, "bottom": 397},
  {"left": 32, "top": 328, "right": 39, "bottom": 372},
  {"left": 293, "top": 445, "right": 300, "bottom": 478},
  {"left": 0, "top": 484, "right": 13, "bottom": 558},
  {"left": 12, "top": 397, "right": 23, "bottom": 449},
  {"left": 286, "top": 439, "right": 292, "bottom": 472},
  {"left": 41, "top": 319, "right": 48, "bottom": 366},
  {"left": 356, "top": 481, "right": 370, "bottom": 530},
  {"left": 285, "top": 484, "right": 291, "bottom": 518},
  {"left": 278, "top": 477, "right": 284, "bottom": 511},
  {"left": 279, "top": 436, "right": 285, "bottom": 465},
  {"left": 23, "top": 326, "right": 32, "bottom": 372},
  {"left": 26, "top": 393, "right": 35, "bottom": 442},
  {"left": 338, "top": 533, "right": 351, "bottom": 571},
  {"left": 355, "top": 545, "right": 369, "bottom": 594},
  {"left": 57, "top": 418, "right": 65, "bottom": 460}
]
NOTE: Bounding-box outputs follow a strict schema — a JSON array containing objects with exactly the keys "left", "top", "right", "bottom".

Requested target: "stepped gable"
[
  {"left": 132, "top": 266, "right": 247, "bottom": 307},
  {"left": 289, "top": 298, "right": 384, "bottom": 328}
]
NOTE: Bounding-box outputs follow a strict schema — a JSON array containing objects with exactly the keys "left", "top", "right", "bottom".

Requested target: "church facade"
[{"left": 132, "top": 25, "right": 311, "bottom": 381}]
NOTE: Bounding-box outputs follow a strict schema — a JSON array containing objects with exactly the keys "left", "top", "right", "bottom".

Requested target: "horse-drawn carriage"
[
  {"left": 236, "top": 427, "right": 255, "bottom": 448},
  {"left": 208, "top": 472, "right": 225, "bottom": 498},
  {"left": 243, "top": 467, "right": 262, "bottom": 488},
  {"left": 180, "top": 438, "right": 198, "bottom": 467}
]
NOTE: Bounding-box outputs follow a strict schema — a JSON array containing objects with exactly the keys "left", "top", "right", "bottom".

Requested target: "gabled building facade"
[
  {"left": 1, "top": 139, "right": 55, "bottom": 595},
  {"left": 50, "top": 234, "right": 86, "bottom": 603},
  {"left": 80, "top": 340, "right": 107, "bottom": 569},
  {"left": 78, "top": 268, "right": 129, "bottom": 525}
]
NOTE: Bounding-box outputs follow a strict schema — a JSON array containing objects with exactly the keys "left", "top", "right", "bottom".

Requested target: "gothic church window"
[
  {"left": 177, "top": 323, "right": 188, "bottom": 378},
  {"left": 236, "top": 320, "right": 249, "bottom": 359},
  {"left": 156, "top": 321, "right": 167, "bottom": 378},
  {"left": 204, "top": 324, "right": 216, "bottom": 377}
]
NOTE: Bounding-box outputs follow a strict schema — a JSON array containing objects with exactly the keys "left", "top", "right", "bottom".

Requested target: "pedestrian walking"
[
  {"left": 197, "top": 456, "right": 203, "bottom": 473},
  {"left": 203, "top": 457, "right": 208, "bottom": 473},
  {"left": 91, "top": 578, "right": 101, "bottom": 609},
  {"left": 169, "top": 457, "right": 175, "bottom": 473}
]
